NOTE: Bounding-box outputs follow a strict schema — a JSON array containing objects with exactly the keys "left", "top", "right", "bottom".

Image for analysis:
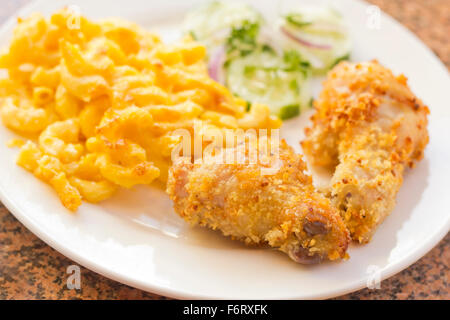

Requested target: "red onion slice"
[
  {"left": 280, "top": 26, "right": 332, "bottom": 50},
  {"left": 208, "top": 45, "right": 226, "bottom": 84}
]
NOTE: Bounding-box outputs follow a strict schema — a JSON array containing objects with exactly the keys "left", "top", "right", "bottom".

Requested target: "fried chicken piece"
[
  {"left": 302, "top": 61, "right": 429, "bottom": 243},
  {"left": 167, "top": 139, "right": 349, "bottom": 264}
]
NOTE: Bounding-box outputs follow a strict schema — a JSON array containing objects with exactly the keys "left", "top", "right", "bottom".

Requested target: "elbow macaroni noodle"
[{"left": 0, "top": 9, "right": 281, "bottom": 211}]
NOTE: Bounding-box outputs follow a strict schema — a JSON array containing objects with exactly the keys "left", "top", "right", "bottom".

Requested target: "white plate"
[{"left": 0, "top": 0, "right": 449, "bottom": 299}]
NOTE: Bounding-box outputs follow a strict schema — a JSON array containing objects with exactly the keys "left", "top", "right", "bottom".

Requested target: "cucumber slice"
[{"left": 226, "top": 50, "right": 311, "bottom": 120}]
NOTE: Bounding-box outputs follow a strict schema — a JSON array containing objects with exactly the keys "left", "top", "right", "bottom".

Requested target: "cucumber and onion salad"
[{"left": 183, "top": 2, "right": 351, "bottom": 120}]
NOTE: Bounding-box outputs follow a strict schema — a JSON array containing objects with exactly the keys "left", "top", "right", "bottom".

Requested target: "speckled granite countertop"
[{"left": 0, "top": 0, "right": 449, "bottom": 300}]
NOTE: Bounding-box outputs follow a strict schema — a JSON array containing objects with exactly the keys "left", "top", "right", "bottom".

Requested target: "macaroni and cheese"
[{"left": 0, "top": 9, "right": 280, "bottom": 211}]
